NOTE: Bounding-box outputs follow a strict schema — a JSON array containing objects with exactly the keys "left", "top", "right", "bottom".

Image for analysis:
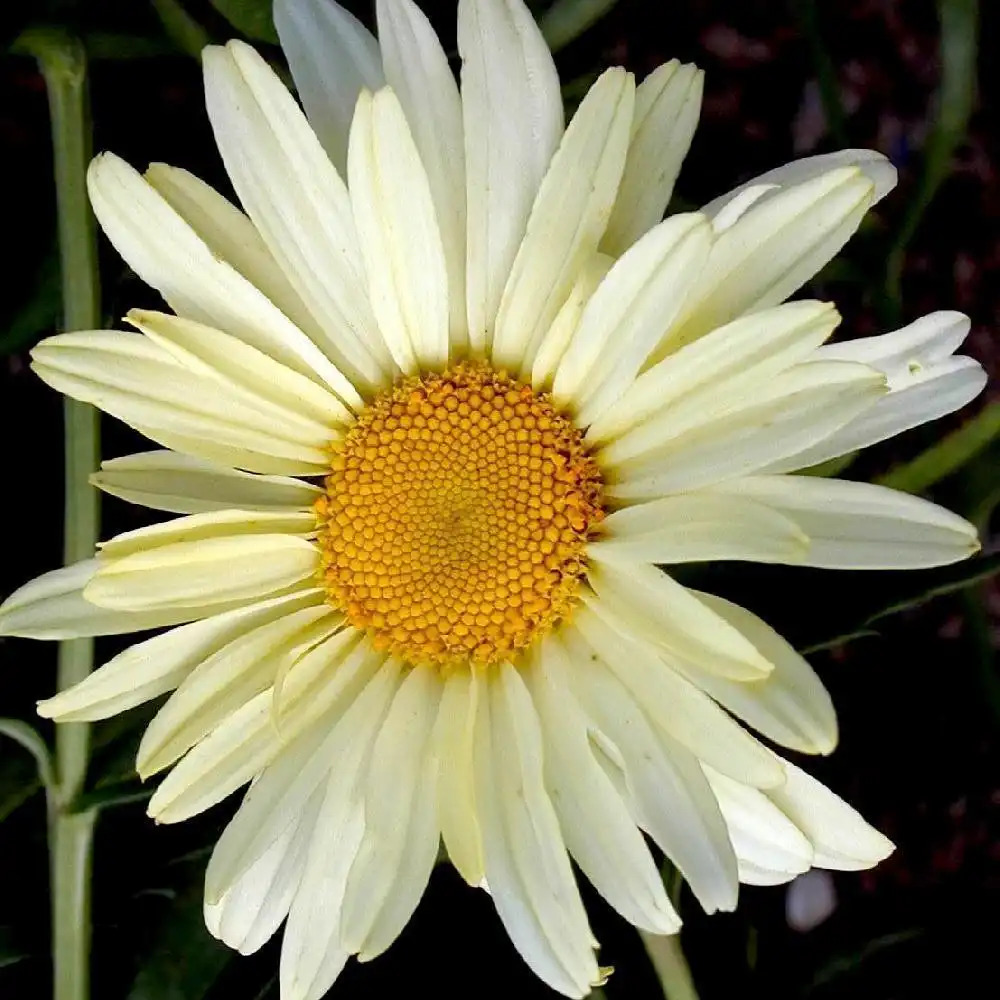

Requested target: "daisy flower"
[{"left": 0, "top": 0, "right": 986, "bottom": 997}]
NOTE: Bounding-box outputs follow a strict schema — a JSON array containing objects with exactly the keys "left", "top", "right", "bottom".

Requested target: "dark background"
[{"left": 0, "top": 2, "right": 998, "bottom": 998}]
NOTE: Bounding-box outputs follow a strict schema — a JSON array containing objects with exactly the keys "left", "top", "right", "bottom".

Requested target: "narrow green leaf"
[
  {"left": 789, "top": 0, "right": 849, "bottom": 146},
  {"left": 884, "top": 0, "right": 978, "bottom": 317},
  {"left": 876, "top": 402, "right": 1000, "bottom": 494},
  {"left": 541, "top": 0, "right": 621, "bottom": 51},
  {"left": 151, "top": 0, "right": 211, "bottom": 59},
  {"left": 208, "top": 0, "right": 279, "bottom": 44},
  {"left": 70, "top": 778, "right": 152, "bottom": 814},
  {"left": 0, "top": 717, "right": 56, "bottom": 793}
]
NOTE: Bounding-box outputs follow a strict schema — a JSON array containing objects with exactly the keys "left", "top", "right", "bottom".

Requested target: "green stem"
[
  {"left": 20, "top": 27, "right": 102, "bottom": 1000},
  {"left": 641, "top": 932, "right": 701, "bottom": 1000},
  {"left": 540, "top": 0, "right": 621, "bottom": 52}
]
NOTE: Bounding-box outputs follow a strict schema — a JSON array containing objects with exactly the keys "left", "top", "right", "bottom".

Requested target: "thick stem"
[
  {"left": 21, "top": 27, "right": 102, "bottom": 1000},
  {"left": 640, "top": 931, "right": 701, "bottom": 1000}
]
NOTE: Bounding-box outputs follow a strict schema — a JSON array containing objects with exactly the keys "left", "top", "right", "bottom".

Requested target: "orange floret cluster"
[{"left": 315, "top": 364, "right": 605, "bottom": 667}]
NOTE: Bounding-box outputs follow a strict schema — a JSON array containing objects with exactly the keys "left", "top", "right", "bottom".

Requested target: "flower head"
[{"left": 0, "top": 1, "right": 986, "bottom": 998}]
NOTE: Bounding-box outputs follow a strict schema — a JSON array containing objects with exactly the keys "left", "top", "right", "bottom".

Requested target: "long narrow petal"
[
  {"left": 143, "top": 162, "right": 337, "bottom": 365},
  {"left": 601, "top": 60, "right": 704, "bottom": 255},
  {"left": 595, "top": 493, "right": 809, "bottom": 565},
  {"left": 86, "top": 154, "right": 359, "bottom": 405},
  {"left": 151, "top": 632, "right": 381, "bottom": 824},
  {"left": 707, "top": 476, "right": 980, "bottom": 569},
  {"left": 91, "top": 451, "right": 320, "bottom": 515},
  {"left": 476, "top": 662, "right": 599, "bottom": 998},
  {"left": 459, "top": 0, "right": 563, "bottom": 352},
  {"left": 587, "top": 300, "right": 839, "bottom": 447},
  {"left": 435, "top": 668, "right": 484, "bottom": 886},
  {"left": 553, "top": 212, "right": 711, "bottom": 414},
  {"left": 573, "top": 604, "right": 784, "bottom": 788},
  {"left": 564, "top": 632, "right": 739, "bottom": 914},
  {"left": 0, "top": 559, "right": 252, "bottom": 640},
  {"left": 36, "top": 589, "right": 324, "bottom": 723},
  {"left": 492, "top": 67, "right": 635, "bottom": 371},
  {"left": 584, "top": 556, "right": 772, "bottom": 680},
  {"left": 348, "top": 88, "right": 449, "bottom": 373},
  {"left": 705, "top": 768, "right": 814, "bottom": 885},
  {"left": 673, "top": 591, "right": 837, "bottom": 755},
  {"left": 375, "top": 0, "right": 467, "bottom": 349},
  {"left": 128, "top": 309, "right": 352, "bottom": 430},
  {"left": 85, "top": 534, "right": 319, "bottom": 612},
  {"left": 769, "top": 312, "right": 986, "bottom": 472},
  {"left": 203, "top": 41, "right": 392, "bottom": 390},
  {"left": 340, "top": 664, "right": 441, "bottom": 955},
  {"left": 206, "top": 659, "right": 401, "bottom": 906},
  {"left": 528, "top": 642, "right": 681, "bottom": 934},
  {"left": 273, "top": 0, "right": 384, "bottom": 176},
  {"left": 279, "top": 662, "right": 404, "bottom": 1000},
  {"left": 768, "top": 758, "right": 894, "bottom": 870},
  {"left": 605, "top": 361, "right": 886, "bottom": 496},
  {"left": 136, "top": 607, "right": 338, "bottom": 777},
  {"left": 205, "top": 788, "right": 322, "bottom": 956},
  {"left": 31, "top": 331, "right": 333, "bottom": 475},
  {"left": 667, "top": 167, "right": 877, "bottom": 350},
  {"left": 701, "top": 149, "right": 896, "bottom": 220}
]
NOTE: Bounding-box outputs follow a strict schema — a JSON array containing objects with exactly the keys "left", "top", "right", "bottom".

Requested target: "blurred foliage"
[{"left": 2, "top": 1, "right": 999, "bottom": 999}]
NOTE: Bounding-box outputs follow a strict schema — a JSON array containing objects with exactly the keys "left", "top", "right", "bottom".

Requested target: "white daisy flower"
[{"left": 0, "top": 1, "right": 986, "bottom": 997}]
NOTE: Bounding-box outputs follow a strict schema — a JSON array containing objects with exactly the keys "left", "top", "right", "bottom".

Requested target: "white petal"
[
  {"left": 128, "top": 309, "right": 352, "bottom": 430},
  {"left": 459, "top": 0, "right": 563, "bottom": 352},
  {"left": 671, "top": 592, "right": 838, "bottom": 755},
  {"left": 706, "top": 475, "right": 980, "bottom": 569},
  {"left": 85, "top": 534, "right": 319, "bottom": 612},
  {"left": 564, "top": 632, "right": 739, "bottom": 914},
  {"left": 375, "top": 0, "right": 467, "bottom": 349},
  {"left": 206, "top": 789, "right": 322, "bottom": 956},
  {"left": 585, "top": 556, "right": 772, "bottom": 680},
  {"left": 36, "top": 589, "right": 324, "bottom": 723},
  {"left": 143, "top": 162, "right": 343, "bottom": 375},
  {"left": 588, "top": 300, "right": 839, "bottom": 447},
  {"left": 348, "top": 87, "right": 449, "bottom": 373},
  {"left": 573, "top": 603, "right": 784, "bottom": 788},
  {"left": 279, "top": 662, "right": 404, "bottom": 1000},
  {"left": 475, "top": 662, "right": 598, "bottom": 998},
  {"left": 340, "top": 664, "right": 441, "bottom": 956},
  {"left": 595, "top": 492, "right": 809, "bottom": 565},
  {"left": 530, "top": 254, "right": 613, "bottom": 390},
  {"left": 91, "top": 451, "right": 320, "bottom": 515},
  {"left": 274, "top": 0, "right": 384, "bottom": 177},
  {"left": 605, "top": 360, "right": 886, "bottom": 496},
  {"left": 768, "top": 758, "right": 894, "bottom": 870},
  {"left": 0, "top": 559, "right": 244, "bottom": 640},
  {"left": 151, "top": 631, "right": 380, "bottom": 824},
  {"left": 435, "top": 668, "right": 484, "bottom": 885},
  {"left": 31, "top": 331, "right": 332, "bottom": 476},
  {"left": 602, "top": 60, "right": 704, "bottom": 255},
  {"left": 136, "top": 605, "right": 338, "bottom": 777},
  {"left": 671, "top": 166, "right": 877, "bottom": 349},
  {"left": 206, "top": 659, "right": 401, "bottom": 906},
  {"left": 98, "top": 508, "right": 316, "bottom": 561},
  {"left": 492, "top": 67, "right": 635, "bottom": 372},
  {"left": 527, "top": 641, "right": 681, "bottom": 934},
  {"left": 705, "top": 768, "right": 814, "bottom": 884},
  {"left": 86, "top": 154, "right": 359, "bottom": 406},
  {"left": 203, "top": 41, "right": 392, "bottom": 391},
  {"left": 702, "top": 149, "right": 897, "bottom": 220},
  {"left": 554, "top": 212, "right": 711, "bottom": 415}
]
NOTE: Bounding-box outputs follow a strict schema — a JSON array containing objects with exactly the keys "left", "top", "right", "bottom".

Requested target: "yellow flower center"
[{"left": 314, "top": 364, "right": 604, "bottom": 667}]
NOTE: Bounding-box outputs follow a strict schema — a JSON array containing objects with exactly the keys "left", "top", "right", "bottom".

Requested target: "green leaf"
[
  {"left": 876, "top": 402, "right": 1000, "bottom": 495},
  {"left": 127, "top": 875, "right": 231, "bottom": 1000},
  {"left": 884, "top": 0, "right": 978, "bottom": 317},
  {"left": 150, "top": 0, "right": 211, "bottom": 59},
  {"left": 0, "top": 717, "right": 56, "bottom": 794},
  {"left": 70, "top": 777, "right": 152, "bottom": 813},
  {"left": 540, "top": 0, "right": 621, "bottom": 51},
  {"left": 208, "top": 0, "right": 279, "bottom": 44},
  {"left": 789, "top": 0, "right": 849, "bottom": 146}
]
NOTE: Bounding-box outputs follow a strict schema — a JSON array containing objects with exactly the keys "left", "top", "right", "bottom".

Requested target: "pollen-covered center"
[{"left": 315, "top": 364, "right": 605, "bottom": 666}]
